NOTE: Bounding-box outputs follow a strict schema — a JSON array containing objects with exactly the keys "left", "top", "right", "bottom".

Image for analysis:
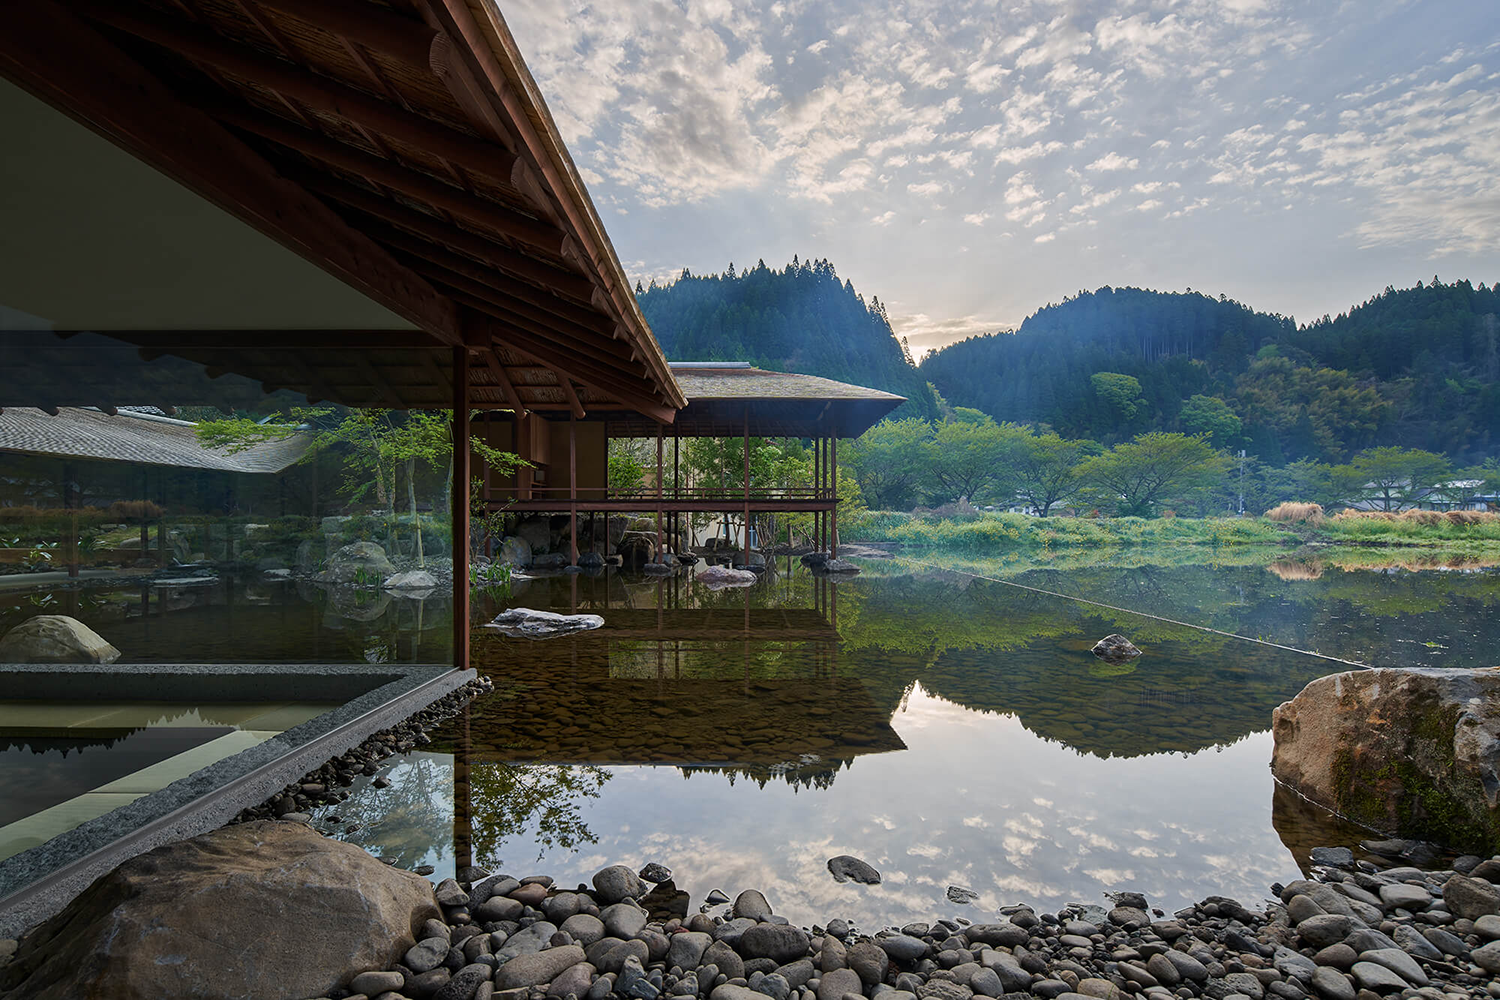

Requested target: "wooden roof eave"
[
  {"left": 437, "top": 0, "right": 685, "bottom": 411},
  {"left": 1, "top": 0, "right": 684, "bottom": 421}
]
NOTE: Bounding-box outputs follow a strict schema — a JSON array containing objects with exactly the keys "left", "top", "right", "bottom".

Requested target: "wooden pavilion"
[{"left": 0, "top": 0, "right": 900, "bottom": 670}]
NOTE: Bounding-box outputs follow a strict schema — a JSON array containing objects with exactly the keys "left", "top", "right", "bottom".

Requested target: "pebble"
[{"left": 324, "top": 855, "right": 1500, "bottom": 1000}]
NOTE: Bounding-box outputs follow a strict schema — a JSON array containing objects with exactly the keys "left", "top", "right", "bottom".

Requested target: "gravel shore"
[{"left": 320, "top": 850, "right": 1500, "bottom": 1000}]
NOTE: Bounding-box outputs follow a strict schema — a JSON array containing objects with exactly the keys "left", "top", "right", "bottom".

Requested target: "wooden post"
[
  {"left": 451, "top": 347, "right": 471, "bottom": 670},
  {"left": 742, "top": 406, "right": 750, "bottom": 566},
  {"left": 453, "top": 703, "right": 472, "bottom": 870},
  {"left": 655, "top": 426, "right": 664, "bottom": 559},
  {"left": 831, "top": 432, "right": 838, "bottom": 558},
  {"left": 569, "top": 413, "right": 578, "bottom": 565}
]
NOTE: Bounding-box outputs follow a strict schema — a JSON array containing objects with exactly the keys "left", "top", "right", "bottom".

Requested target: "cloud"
[
  {"left": 963, "top": 212, "right": 991, "bottom": 225},
  {"left": 870, "top": 210, "right": 896, "bottom": 226},
  {"left": 1033, "top": 232, "right": 1057, "bottom": 243},
  {"left": 1087, "top": 152, "right": 1141, "bottom": 171}
]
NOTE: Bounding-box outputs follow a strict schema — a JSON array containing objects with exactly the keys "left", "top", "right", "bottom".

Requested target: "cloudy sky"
[{"left": 504, "top": 0, "right": 1500, "bottom": 358}]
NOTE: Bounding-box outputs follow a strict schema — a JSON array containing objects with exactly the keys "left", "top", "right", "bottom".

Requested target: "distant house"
[{"left": 1339, "top": 478, "right": 1497, "bottom": 512}]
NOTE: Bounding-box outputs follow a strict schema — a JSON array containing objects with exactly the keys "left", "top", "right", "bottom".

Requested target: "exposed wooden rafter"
[
  {"left": 78, "top": 1, "right": 523, "bottom": 188},
  {"left": 0, "top": 1, "right": 463, "bottom": 347}
]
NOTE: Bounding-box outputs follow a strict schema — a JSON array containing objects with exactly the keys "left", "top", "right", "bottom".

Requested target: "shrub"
[{"left": 1265, "top": 501, "right": 1325, "bottom": 525}]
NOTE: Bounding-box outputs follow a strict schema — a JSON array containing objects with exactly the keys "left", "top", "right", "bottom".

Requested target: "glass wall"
[{"left": 0, "top": 337, "right": 454, "bottom": 664}]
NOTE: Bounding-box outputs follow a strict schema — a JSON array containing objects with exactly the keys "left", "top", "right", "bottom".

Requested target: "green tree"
[
  {"left": 926, "top": 417, "right": 1007, "bottom": 504},
  {"left": 1179, "top": 394, "right": 1243, "bottom": 448},
  {"left": 1090, "top": 372, "right": 1145, "bottom": 421},
  {"left": 196, "top": 407, "right": 521, "bottom": 561},
  {"left": 1332, "top": 446, "right": 1451, "bottom": 511},
  {"left": 1260, "top": 458, "right": 1336, "bottom": 507},
  {"left": 996, "top": 424, "right": 1099, "bottom": 516},
  {"left": 1078, "top": 432, "right": 1230, "bottom": 517},
  {"left": 843, "top": 418, "right": 933, "bottom": 510}
]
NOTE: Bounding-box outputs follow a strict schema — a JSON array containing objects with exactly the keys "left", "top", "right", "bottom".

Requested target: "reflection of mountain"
[{"left": 824, "top": 569, "right": 1340, "bottom": 759}]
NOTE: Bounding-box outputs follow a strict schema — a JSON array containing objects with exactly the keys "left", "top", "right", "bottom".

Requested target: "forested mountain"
[
  {"left": 919, "top": 280, "right": 1500, "bottom": 464},
  {"left": 636, "top": 258, "right": 940, "bottom": 421}
]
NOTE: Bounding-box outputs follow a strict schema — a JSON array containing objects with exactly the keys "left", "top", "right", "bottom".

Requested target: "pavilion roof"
[
  {"left": 602, "top": 363, "right": 906, "bottom": 438},
  {"left": 1, "top": 0, "right": 684, "bottom": 421},
  {"left": 0, "top": 407, "right": 310, "bottom": 473}
]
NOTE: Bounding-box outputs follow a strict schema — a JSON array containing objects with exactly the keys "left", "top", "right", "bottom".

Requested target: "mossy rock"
[{"left": 1272, "top": 667, "right": 1500, "bottom": 853}]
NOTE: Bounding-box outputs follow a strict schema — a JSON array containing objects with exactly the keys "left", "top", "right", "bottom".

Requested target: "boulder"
[
  {"left": 485, "top": 608, "right": 605, "bottom": 640},
  {"left": 814, "top": 559, "right": 860, "bottom": 575},
  {"left": 826, "top": 855, "right": 881, "bottom": 885},
  {"left": 383, "top": 569, "right": 439, "bottom": 592},
  {"left": 516, "top": 518, "right": 554, "bottom": 555},
  {"left": 1271, "top": 667, "right": 1500, "bottom": 852},
  {"left": 1091, "top": 634, "right": 1141, "bottom": 664},
  {"left": 315, "top": 541, "right": 396, "bottom": 584},
  {"left": 0, "top": 615, "right": 119, "bottom": 664},
  {"left": 0, "top": 820, "right": 438, "bottom": 1000},
  {"left": 497, "top": 536, "right": 533, "bottom": 569},
  {"left": 698, "top": 565, "right": 758, "bottom": 590}
]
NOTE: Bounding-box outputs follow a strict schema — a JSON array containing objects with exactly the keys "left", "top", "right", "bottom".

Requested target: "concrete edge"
[{"left": 0, "top": 663, "right": 474, "bottom": 938}]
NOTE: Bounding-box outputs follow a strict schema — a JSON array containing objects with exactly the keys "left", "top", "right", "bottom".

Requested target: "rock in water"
[
  {"left": 1091, "top": 634, "right": 1141, "bottom": 663},
  {"left": 946, "top": 885, "right": 980, "bottom": 905},
  {"left": 485, "top": 608, "right": 605, "bottom": 640},
  {"left": 0, "top": 820, "right": 438, "bottom": 1000},
  {"left": 383, "top": 569, "right": 439, "bottom": 591},
  {"left": 815, "top": 559, "right": 860, "bottom": 575},
  {"left": 698, "top": 565, "right": 758, "bottom": 590},
  {"left": 638, "top": 862, "right": 672, "bottom": 883},
  {"left": 827, "top": 855, "right": 882, "bottom": 885},
  {"left": 315, "top": 540, "right": 396, "bottom": 584},
  {"left": 0, "top": 615, "right": 120, "bottom": 663},
  {"left": 497, "top": 535, "right": 533, "bottom": 569},
  {"left": 1271, "top": 667, "right": 1500, "bottom": 852}
]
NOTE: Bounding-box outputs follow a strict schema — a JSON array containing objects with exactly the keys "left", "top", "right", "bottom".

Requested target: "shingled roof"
[
  {"left": 0, "top": 407, "right": 310, "bottom": 473},
  {"left": 603, "top": 363, "right": 906, "bottom": 438}
]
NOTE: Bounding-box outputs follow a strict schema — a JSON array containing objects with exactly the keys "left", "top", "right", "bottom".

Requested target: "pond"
[{"left": 293, "top": 550, "right": 1500, "bottom": 927}]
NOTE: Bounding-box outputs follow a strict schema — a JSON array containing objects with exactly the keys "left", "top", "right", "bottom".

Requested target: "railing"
[{"left": 483, "top": 485, "right": 835, "bottom": 503}]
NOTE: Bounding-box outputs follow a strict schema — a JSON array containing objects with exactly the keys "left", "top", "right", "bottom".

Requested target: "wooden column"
[
  {"left": 569, "top": 413, "right": 578, "bottom": 565},
  {"left": 742, "top": 406, "right": 751, "bottom": 566},
  {"left": 451, "top": 347, "right": 470, "bottom": 670},
  {"left": 655, "top": 426, "right": 664, "bottom": 558},
  {"left": 453, "top": 703, "right": 472, "bottom": 870},
  {"left": 831, "top": 432, "right": 839, "bottom": 558}
]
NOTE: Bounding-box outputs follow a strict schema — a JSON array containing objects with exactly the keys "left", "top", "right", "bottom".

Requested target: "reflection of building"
[
  {"left": 0, "top": 406, "right": 312, "bottom": 576},
  {"left": 433, "top": 574, "right": 903, "bottom": 870}
]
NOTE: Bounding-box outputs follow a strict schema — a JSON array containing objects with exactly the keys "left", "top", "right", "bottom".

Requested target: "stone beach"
[{"left": 216, "top": 846, "right": 1500, "bottom": 1000}]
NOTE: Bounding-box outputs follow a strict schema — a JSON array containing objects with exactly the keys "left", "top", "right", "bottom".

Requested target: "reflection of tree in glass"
[
  {"left": 318, "top": 755, "right": 452, "bottom": 870},
  {"left": 468, "top": 763, "right": 610, "bottom": 867}
]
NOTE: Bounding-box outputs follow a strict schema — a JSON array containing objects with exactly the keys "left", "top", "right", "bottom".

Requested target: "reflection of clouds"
[{"left": 431, "top": 688, "right": 1302, "bottom": 925}]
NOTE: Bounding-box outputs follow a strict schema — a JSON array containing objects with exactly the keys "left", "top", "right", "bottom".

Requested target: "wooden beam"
[
  {"left": 451, "top": 295, "right": 662, "bottom": 408},
  {"left": 463, "top": 311, "right": 676, "bottom": 424},
  {"left": 213, "top": 104, "right": 561, "bottom": 253},
  {"left": 252, "top": 0, "right": 439, "bottom": 68},
  {"left": 295, "top": 172, "right": 595, "bottom": 300},
  {"left": 478, "top": 349, "right": 526, "bottom": 415},
  {"left": 380, "top": 235, "right": 625, "bottom": 346},
  {"left": 0, "top": 2, "right": 462, "bottom": 346},
  {"left": 555, "top": 372, "right": 585, "bottom": 419},
  {"left": 426, "top": 270, "right": 645, "bottom": 374},
  {"left": 78, "top": 1, "right": 522, "bottom": 188}
]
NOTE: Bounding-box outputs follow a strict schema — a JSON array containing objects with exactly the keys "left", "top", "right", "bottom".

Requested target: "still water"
[
  {"left": 6, "top": 551, "right": 1497, "bottom": 925},
  {"left": 329, "top": 552, "right": 1497, "bottom": 926}
]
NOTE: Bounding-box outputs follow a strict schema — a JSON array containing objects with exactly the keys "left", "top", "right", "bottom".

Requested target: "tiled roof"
[
  {"left": 670, "top": 365, "right": 906, "bottom": 403},
  {"left": 0, "top": 407, "right": 309, "bottom": 473}
]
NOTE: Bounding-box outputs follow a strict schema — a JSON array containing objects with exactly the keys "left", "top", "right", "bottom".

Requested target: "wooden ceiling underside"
[{"left": 0, "top": 0, "right": 684, "bottom": 422}]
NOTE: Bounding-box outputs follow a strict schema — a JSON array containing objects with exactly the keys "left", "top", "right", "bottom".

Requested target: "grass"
[
  {"left": 843, "top": 511, "right": 1294, "bottom": 550},
  {"left": 843, "top": 508, "right": 1500, "bottom": 553}
]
